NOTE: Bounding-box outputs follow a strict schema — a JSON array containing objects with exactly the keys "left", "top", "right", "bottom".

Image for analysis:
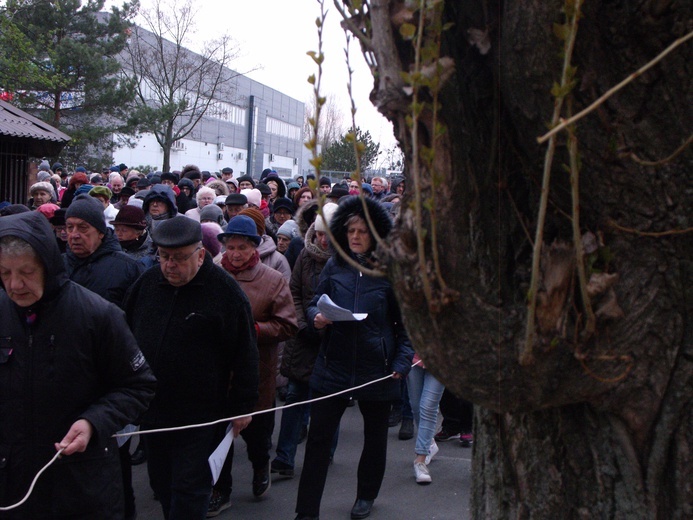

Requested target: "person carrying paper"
[{"left": 295, "top": 196, "right": 414, "bottom": 520}]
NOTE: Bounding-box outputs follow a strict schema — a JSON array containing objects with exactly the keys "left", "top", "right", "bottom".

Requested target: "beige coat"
[{"left": 229, "top": 261, "right": 298, "bottom": 409}]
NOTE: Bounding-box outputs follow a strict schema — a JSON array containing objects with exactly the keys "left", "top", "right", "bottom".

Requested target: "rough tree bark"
[{"left": 338, "top": 0, "right": 692, "bottom": 518}]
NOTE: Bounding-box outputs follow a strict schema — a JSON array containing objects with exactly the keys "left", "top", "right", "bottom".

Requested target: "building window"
[
  {"left": 207, "top": 99, "right": 246, "bottom": 125},
  {"left": 266, "top": 117, "right": 301, "bottom": 140}
]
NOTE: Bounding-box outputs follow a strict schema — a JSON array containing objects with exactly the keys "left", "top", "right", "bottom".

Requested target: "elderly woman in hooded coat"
[
  {"left": 272, "top": 203, "right": 339, "bottom": 478},
  {"left": 294, "top": 196, "right": 414, "bottom": 520},
  {"left": 0, "top": 212, "right": 155, "bottom": 519}
]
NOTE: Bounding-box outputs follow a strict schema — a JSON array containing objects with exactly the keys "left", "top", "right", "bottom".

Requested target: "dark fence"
[{"left": 0, "top": 139, "right": 30, "bottom": 204}]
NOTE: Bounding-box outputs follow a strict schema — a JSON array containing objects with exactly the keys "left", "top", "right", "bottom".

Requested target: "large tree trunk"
[{"left": 342, "top": 0, "right": 692, "bottom": 517}]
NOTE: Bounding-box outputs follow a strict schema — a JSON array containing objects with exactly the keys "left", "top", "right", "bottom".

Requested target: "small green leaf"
[{"left": 399, "top": 23, "right": 417, "bottom": 41}]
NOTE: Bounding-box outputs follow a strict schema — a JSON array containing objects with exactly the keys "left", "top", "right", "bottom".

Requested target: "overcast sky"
[{"left": 115, "top": 0, "right": 397, "bottom": 149}]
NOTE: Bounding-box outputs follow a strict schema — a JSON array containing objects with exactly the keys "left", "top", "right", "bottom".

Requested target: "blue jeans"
[
  {"left": 407, "top": 365, "right": 445, "bottom": 456},
  {"left": 274, "top": 379, "right": 310, "bottom": 467},
  {"left": 274, "top": 379, "right": 339, "bottom": 468}
]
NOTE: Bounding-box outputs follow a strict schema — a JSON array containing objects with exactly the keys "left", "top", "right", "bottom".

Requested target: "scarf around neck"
[{"left": 221, "top": 249, "right": 260, "bottom": 275}]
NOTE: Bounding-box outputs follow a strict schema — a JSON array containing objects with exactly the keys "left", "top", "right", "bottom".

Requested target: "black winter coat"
[
  {"left": 281, "top": 224, "right": 331, "bottom": 382},
  {"left": 0, "top": 211, "right": 156, "bottom": 519},
  {"left": 63, "top": 230, "right": 143, "bottom": 308},
  {"left": 124, "top": 254, "right": 259, "bottom": 428}
]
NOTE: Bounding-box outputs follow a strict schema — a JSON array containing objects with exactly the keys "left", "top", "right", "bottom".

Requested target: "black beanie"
[{"left": 65, "top": 194, "right": 107, "bottom": 235}]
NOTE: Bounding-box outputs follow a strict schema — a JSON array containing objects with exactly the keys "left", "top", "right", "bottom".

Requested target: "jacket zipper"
[{"left": 350, "top": 269, "right": 362, "bottom": 390}]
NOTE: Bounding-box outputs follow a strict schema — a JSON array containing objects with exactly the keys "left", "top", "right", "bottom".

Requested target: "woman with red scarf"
[{"left": 206, "top": 215, "right": 297, "bottom": 515}]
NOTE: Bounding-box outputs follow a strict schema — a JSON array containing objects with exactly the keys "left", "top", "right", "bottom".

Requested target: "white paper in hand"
[
  {"left": 209, "top": 423, "right": 234, "bottom": 485},
  {"left": 317, "top": 294, "right": 368, "bottom": 321}
]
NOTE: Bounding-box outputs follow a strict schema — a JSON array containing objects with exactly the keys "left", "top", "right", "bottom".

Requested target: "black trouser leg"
[
  {"left": 295, "top": 394, "right": 348, "bottom": 517},
  {"left": 356, "top": 400, "right": 391, "bottom": 500}
]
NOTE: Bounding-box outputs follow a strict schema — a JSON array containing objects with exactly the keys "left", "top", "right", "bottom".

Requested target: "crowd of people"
[{"left": 0, "top": 160, "right": 474, "bottom": 520}]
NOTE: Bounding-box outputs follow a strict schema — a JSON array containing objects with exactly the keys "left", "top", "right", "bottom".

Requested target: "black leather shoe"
[
  {"left": 252, "top": 463, "right": 271, "bottom": 497},
  {"left": 351, "top": 498, "right": 374, "bottom": 519},
  {"left": 130, "top": 444, "right": 146, "bottom": 466},
  {"left": 388, "top": 407, "right": 402, "bottom": 427},
  {"left": 398, "top": 418, "right": 414, "bottom": 440}
]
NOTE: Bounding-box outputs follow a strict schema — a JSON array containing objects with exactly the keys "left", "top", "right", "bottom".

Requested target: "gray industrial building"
[{"left": 114, "top": 25, "right": 305, "bottom": 179}]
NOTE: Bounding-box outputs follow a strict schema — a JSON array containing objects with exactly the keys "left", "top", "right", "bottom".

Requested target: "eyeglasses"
[{"left": 156, "top": 246, "right": 202, "bottom": 264}]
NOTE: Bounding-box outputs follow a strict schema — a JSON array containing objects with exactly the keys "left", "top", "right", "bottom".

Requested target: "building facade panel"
[{"left": 114, "top": 26, "right": 304, "bottom": 178}]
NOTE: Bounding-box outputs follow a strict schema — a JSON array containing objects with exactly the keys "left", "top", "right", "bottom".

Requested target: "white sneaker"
[
  {"left": 425, "top": 441, "right": 439, "bottom": 465},
  {"left": 414, "top": 461, "right": 432, "bottom": 485}
]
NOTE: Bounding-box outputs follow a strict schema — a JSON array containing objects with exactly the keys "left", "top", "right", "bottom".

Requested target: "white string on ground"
[{"left": 0, "top": 448, "right": 64, "bottom": 511}]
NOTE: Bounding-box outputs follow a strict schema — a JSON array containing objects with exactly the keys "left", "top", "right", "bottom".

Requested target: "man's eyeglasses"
[{"left": 156, "top": 246, "right": 202, "bottom": 264}]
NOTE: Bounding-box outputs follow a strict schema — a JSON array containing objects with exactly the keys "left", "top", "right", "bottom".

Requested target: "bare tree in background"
[
  {"left": 304, "top": 93, "right": 345, "bottom": 152},
  {"left": 124, "top": 0, "right": 241, "bottom": 172}
]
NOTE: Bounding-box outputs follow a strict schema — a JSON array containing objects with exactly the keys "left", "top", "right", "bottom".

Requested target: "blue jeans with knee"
[{"left": 407, "top": 365, "right": 445, "bottom": 456}]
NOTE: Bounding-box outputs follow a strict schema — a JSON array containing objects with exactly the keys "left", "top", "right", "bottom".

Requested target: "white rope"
[
  {"left": 0, "top": 449, "right": 64, "bottom": 511},
  {"left": 113, "top": 365, "right": 419, "bottom": 438},
  {"left": 1, "top": 360, "right": 424, "bottom": 511}
]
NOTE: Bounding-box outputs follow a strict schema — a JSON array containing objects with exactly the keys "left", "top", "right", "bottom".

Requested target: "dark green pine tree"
[
  {"left": 321, "top": 126, "right": 381, "bottom": 173},
  {"left": 0, "top": 0, "right": 139, "bottom": 167}
]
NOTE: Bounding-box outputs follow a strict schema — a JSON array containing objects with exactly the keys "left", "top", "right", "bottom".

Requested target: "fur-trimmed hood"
[
  {"left": 264, "top": 174, "right": 287, "bottom": 199},
  {"left": 329, "top": 196, "right": 392, "bottom": 259},
  {"left": 294, "top": 199, "right": 320, "bottom": 237},
  {"left": 304, "top": 223, "right": 332, "bottom": 262}
]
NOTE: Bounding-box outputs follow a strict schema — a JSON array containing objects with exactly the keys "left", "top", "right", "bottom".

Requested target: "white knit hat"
[
  {"left": 314, "top": 203, "right": 338, "bottom": 232},
  {"left": 241, "top": 188, "right": 262, "bottom": 208}
]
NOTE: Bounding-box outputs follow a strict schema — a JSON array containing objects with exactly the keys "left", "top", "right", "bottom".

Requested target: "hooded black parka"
[{"left": 0, "top": 212, "right": 156, "bottom": 519}]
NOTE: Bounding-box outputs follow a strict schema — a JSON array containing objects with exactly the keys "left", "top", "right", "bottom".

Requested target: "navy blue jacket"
[{"left": 306, "top": 256, "right": 413, "bottom": 401}]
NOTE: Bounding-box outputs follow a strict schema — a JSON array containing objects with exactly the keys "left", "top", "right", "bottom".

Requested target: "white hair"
[
  {"left": 196, "top": 186, "right": 216, "bottom": 202},
  {"left": 0, "top": 236, "right": 36, "bottom": 258},
  {"left": 109, "top": 172, "right": 124, "bottom": 183}
]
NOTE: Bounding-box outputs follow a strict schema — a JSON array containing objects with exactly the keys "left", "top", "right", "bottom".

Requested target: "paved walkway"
[{"left": 132, "top": 403, "right": 472, "bottom": 519}]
